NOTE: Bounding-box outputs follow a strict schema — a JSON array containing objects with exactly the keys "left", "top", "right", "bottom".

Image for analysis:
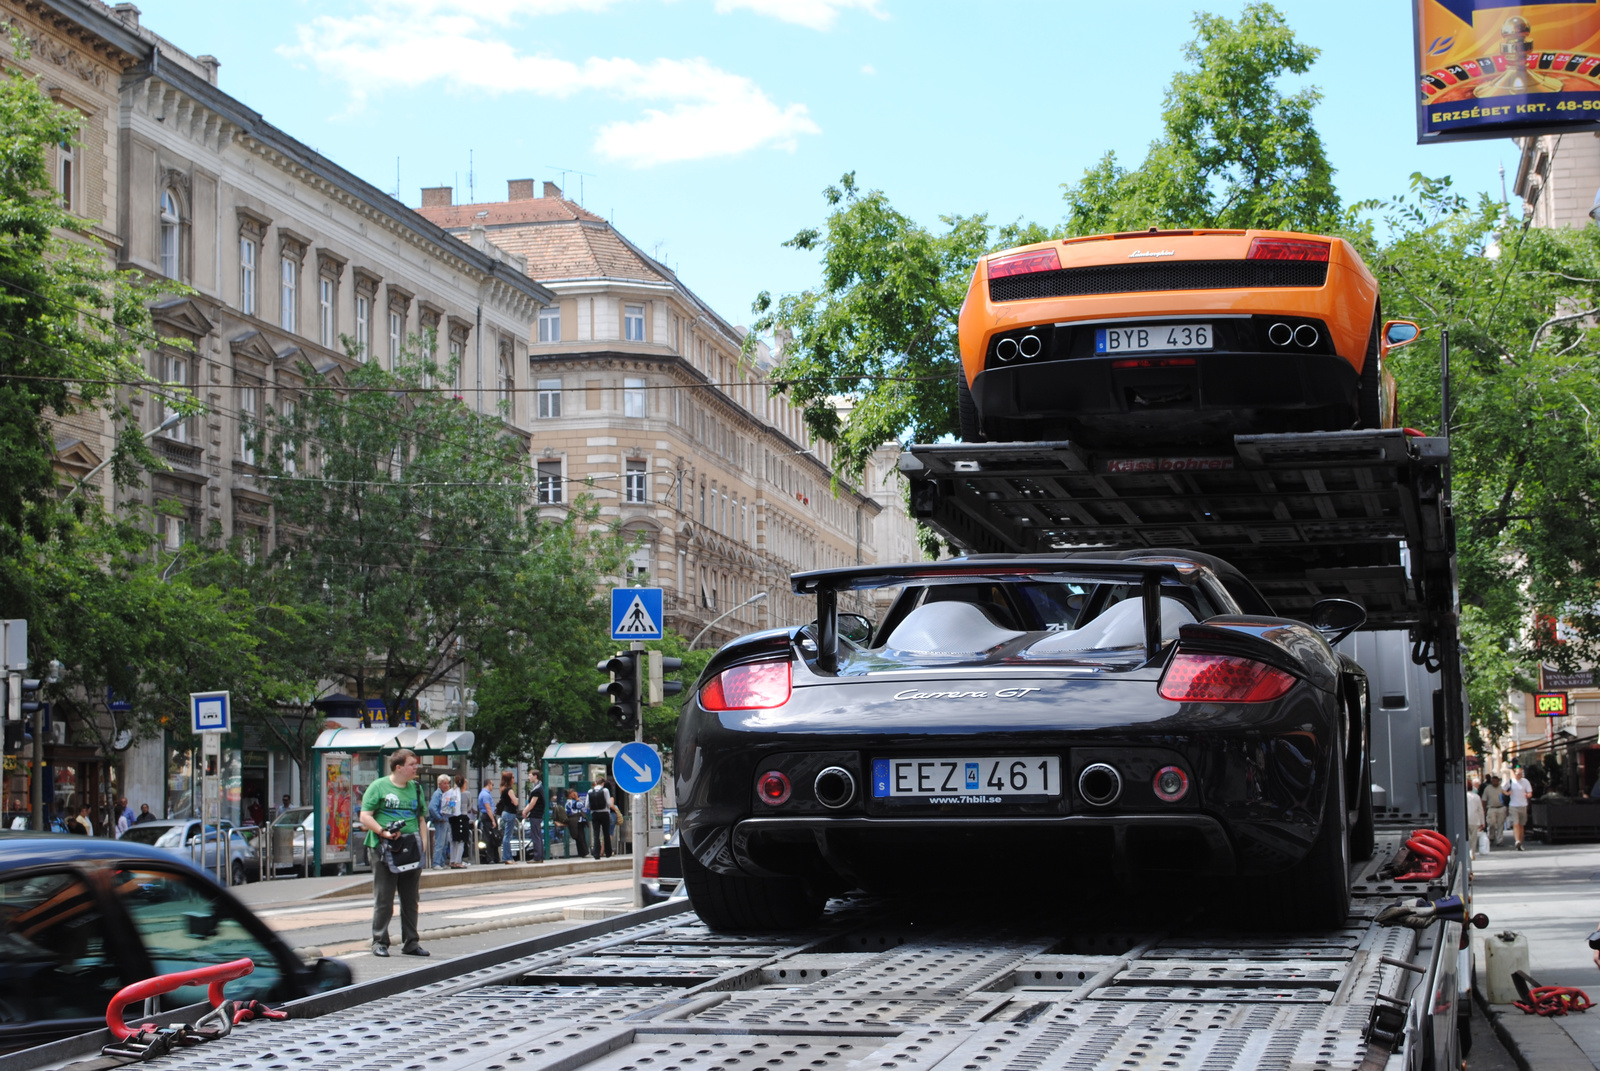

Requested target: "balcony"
[{"left": 153, "top": 435, "right": 204, "bottom": 469}]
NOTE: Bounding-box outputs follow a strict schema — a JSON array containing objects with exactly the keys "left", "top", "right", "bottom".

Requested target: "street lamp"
[
  {"left": 690, "top": 591, "right": 768, "bottom": 650},
  {"left": 66, "top": 410, "right": 187, "bottom": 499}
]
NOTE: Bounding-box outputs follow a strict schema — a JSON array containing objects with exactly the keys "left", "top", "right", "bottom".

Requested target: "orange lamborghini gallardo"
[{"left": 955, "top": 229, "right": 1419, "bottom": 444}]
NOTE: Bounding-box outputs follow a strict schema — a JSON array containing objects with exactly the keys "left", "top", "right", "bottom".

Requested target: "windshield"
[{"left": 119, "top": 825, "right": 169, "bottom": 846}]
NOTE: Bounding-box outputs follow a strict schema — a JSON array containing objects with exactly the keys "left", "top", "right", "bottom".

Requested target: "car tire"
[
  {"left": 680, "top": 841, "right": 824, "bottom": 932},
  {"left": 1357, "top": 313, "right": 1382, "bottom": 429},
  {"left": 1255, "top": 745, "right": 1351, "bottom": 930},
  {"left": 957, "top": 372, "right": 985, "bottom": 443}
]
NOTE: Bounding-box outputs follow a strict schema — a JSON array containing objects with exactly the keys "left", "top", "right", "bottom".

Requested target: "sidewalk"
[
  {"left": 1470, "top": 837, "right": 1600, "bottom": 1069},
  {"left": 230, "top": 853, "right": 632, "bottom": 908}
]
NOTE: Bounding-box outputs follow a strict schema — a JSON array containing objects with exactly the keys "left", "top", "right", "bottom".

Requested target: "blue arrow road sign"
[
  {"left": 613, "top": 741, "right": 663, "bottom": 794},
  {"left": 611, "top": 587, "right": 663, "bottom": 640}
]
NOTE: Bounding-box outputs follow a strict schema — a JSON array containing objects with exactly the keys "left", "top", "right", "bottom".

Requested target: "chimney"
[
  {"left": 113, "top": 3, "right": 140, "bottom": 27},
  {"left": 543, "top": 181, "right": 563, "bottom": 200},
  {"left": 197, "top": 55, "right": 220, "bottom": 85},
  {"left": 421, "top": 186, "right": 453, "bottom": 208},
  {"left": 508, "top": 179, "right": 535, "bottom": 201}
]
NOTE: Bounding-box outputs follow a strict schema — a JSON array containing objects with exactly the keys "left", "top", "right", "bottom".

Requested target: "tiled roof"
[{"left": 417, "top": 198, "right": 669, "bottom": 287}]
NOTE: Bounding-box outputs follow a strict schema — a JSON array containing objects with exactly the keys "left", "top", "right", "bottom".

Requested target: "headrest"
[
  {"left": 1028, "top": 596, "right": 1197, "bottom": 655},
  {"left": 884, "top": 601, "right": 1025, "bottom": 658}
]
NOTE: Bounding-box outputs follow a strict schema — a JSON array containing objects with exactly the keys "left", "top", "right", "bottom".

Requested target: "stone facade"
[
  {"left": 1514, "top": 133, "right": 1600, "bottom": 229},
  {"left": 419, "top": 184, "right": 891, "bottom": 649}
]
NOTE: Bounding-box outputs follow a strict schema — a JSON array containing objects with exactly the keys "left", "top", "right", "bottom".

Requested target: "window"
[
  {"left": 537, "top": 460, "right": 563, "bottom": 504},
  {"left": 625, "top": 459, "right": 647, "bottom": 503},
  {"left": 389, "top": 310, "right": 402, "bottom": 367},
  {"left": 161, "top": 513, "right": 184, "bottom": 551},
  {"left": 355, "top": 295, "right": 370, "bottom": 362},
  {"left": 280, "top": 257, "right": 297, "bottom": 332},
  {"left": 624, "top": 304, "right": 645, "bottom": 342},
  {"left": 159, "top": 189, "right": 180, "bottom": 279},
  {"left": 0, "top": 870, "right": 124, "bottom": 1024},
  {"left": 58, "top": 139, "right": 74, "bottom": 212},
  {"left": 624, "top": 377, "right": 645, "bottom": 419},
  {"left": 281, "top": 398, "right": 297, "bottom": 474},
  {"left": 537, "top": 379, "right": 562, "bottom": 419},
  {"left": 113, "top": 867, "right": 286, "bottom": 1009},
  {"left": 538, "top": 306, "right": 560, "bottom": 343},
  {"left": 319, "top": 277, "right": 335, "bottom": 347},
  {"left": 449, "top": 338, "right": 464, "bottom": 389},
  {"left": 499, "top": 354, "right": 514, "bottom": 410},
  {"left": 240, "top": 237, "right": 257, "bottom": 316},
  {"left": 239, "top": 384, "right": 258, "bottom": 466},
  {"left": 155, "top": 352, "right": 189, "bottom": 443},
  {"left": 626, "top": 543, "right": 651, "bottom": 581}
]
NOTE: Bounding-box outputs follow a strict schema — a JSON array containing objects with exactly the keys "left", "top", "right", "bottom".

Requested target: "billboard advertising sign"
[{"left": 1416, "top": 1, "right": 1600, "bottom": 142}]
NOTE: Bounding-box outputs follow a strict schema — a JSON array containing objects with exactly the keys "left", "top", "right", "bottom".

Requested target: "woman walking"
[{"left": 497, "top": 771, "right": 521, "bottom": 865}]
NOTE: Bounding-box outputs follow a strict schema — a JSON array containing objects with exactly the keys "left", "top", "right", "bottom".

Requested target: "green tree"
[{"left": 1063, "top": 4, "right": 1338, "bottom": 235}]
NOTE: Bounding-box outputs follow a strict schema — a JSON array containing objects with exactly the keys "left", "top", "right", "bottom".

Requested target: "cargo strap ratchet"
[{"left": 101, "top": 958, "right": 255, "bottom": 1062}]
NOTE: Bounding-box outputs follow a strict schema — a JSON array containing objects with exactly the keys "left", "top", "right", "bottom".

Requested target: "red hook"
[{"left": 105, "top": 959, "right": 255, "bottom": 1040}]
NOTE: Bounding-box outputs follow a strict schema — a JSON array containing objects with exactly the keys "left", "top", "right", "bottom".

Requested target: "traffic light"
[
  {"left": 2, "top": 720, "right": 26, "bottom": 754},
  {"left": 648, "top": 652, "right": 684, "bottom": 706},
  {"left": 596, "top": 651, "right": 641, "bottom": 732},
  {"left": 17, "top": 678, "right": 40, "bottom": 718}
]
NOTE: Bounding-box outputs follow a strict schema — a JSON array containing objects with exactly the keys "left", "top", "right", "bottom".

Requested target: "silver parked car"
[
  {"left": 267, "top": 807, "right": 314, "bottom": 876},
  {"left": 118, "top": 818, "right": 256, "bottom": 886}
]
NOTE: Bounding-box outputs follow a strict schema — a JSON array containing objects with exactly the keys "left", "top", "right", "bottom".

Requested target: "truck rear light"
[
  {"left": 757, "top": 770, "right": 792, "bottom": 805},
  {"left": 1246, "top": 237, "right": 1330, "bottom": 262},
  {"left": 1158, "top": 652, "right": 1295, "bottom": 703},
  {"left": 642, "top": 846, "right": 660, "bottom": 878},
  {"left": 699, "top": 661, "right": 792, "bottom": 711},
  {"left": 988, "top": 248, "right": 1061, "bottom": 279}
]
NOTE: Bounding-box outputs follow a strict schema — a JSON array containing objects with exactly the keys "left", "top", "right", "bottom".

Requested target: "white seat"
[
  {"left": 884, "top": 601, "right": 1025, "bottom": 658},
  {"left": 1028, "top": 596, "right": 1197, "bottom": 655}
]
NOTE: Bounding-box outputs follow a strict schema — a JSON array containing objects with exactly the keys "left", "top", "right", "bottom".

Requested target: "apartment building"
[
  {"left": 1514, "top": 134, "right": 1600, "bottom": 229},
  {"left": 419, "top": 182, "right": 886, "bottom": 649}
]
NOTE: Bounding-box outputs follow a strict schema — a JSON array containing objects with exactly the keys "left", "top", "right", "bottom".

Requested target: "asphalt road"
[{"left": 232, "top": 862, "right": 639, "bottom": 983}]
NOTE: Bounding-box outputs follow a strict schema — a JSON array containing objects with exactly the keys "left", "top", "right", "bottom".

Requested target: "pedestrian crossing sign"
[{"left": 612, "top": 587, "right": 663, "bottom": 640}]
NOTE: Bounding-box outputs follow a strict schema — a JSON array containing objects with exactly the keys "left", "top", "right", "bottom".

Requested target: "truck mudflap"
[{"left": 8, "top": 831, "right": 1468, "bottom": 1071}]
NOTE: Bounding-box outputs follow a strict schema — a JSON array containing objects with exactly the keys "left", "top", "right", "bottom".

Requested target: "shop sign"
[{"left": 1535, "top": 691, "right": 1570, "bottom": 716}]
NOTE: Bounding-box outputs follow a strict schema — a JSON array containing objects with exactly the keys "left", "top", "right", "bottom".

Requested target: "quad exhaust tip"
[
  {"left": 1078, "top": 763, "right": 1122, "bottom": 807},
  {"left": 815, "top": 766, "right": 856, "bottom": 809}
]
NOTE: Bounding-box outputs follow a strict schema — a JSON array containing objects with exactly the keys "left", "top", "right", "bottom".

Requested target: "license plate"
[
  {"left": 871, "top": 756, "right": 1062, "bottom": 801},
  {"left": 1096, "top": 324, "right": 1212, "bottom": 353}
]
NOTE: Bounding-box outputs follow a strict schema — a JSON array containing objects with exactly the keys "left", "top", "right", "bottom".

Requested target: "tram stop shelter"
[
  {"left": 311, "top": 726, "right": 476, "bottom": 874},
  {"left": 541, "top": 741, "right": 624, "bottom": 859}
]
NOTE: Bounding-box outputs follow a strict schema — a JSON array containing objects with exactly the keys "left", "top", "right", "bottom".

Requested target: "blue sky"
[{"left": 135, "top": 0, "right": 1521, "bottom": 324}]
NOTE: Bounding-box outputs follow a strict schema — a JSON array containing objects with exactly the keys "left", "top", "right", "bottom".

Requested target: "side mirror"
[
  {"left": 1309, "top": 599, "right": 1366, "bottom": 645},
  {"left": 838, "top": 613, "right": 874, "bottom": 645},
  {"left": 310, "top": 956, "right": 353, "bottom": 991},
  {"left": 1383, "top": 320, "right": 1420, "bottom": 348}
]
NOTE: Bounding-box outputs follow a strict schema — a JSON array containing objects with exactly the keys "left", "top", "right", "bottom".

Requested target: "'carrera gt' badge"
[{"left": 892, "top": 688, "right": 1041, "bottom": 701}]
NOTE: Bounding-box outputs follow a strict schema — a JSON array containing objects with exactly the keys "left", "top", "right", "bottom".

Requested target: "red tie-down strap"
[
  {"left": 232, "top": 999, "right": 289, "bottom": 1025},
  {"left": 1395, "top": 829, "right": 1452, "bottom": 882},
  {"left": 1516, "top": 986, "right": 1594, "bottom": 1017},
  {"left": 105, "top": 959, "right": 255, "bottom": 1040}
]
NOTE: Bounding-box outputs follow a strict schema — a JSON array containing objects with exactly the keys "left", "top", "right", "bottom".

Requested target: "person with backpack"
[
  {"left": 588, "top": 779, "right": 614, "bottom": 859},
  {"left": 563, "top": 787, "right": 590, "bottom": 857},
  {"left": 358, "top": 748, "right": 429, "bottom": 958}
]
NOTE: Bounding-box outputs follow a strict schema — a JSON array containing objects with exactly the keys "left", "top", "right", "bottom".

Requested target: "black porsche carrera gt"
[{"left": 674, "top": 550, "right": 1374, "bottom": 932}]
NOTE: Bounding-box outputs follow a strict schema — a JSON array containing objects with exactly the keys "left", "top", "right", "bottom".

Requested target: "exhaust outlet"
[
  {"left": 814, "top": 766, "right": 857, "bottom": 809},
  {"left": 995, "top": 337, "right": 1018, "bottom": 362},
  {"left": 1293, "top": 324, "right": 1319, "bottom": 348},
  {"left": 1018, "top": 334, "right": 1043, "bottom": 359},
  {"left": 1267, "top": 322, "right": 1293, "bottom": 347},
  {"left": 1078, "top": 763, "right": 1122, "bottom": 807}
]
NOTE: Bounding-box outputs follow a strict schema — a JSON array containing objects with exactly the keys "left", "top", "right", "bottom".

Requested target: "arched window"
[{"left": 159, "top": 189, "right": 180, "bottom": 279}]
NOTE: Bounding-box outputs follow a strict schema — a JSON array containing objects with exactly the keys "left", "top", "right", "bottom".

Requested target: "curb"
[
  {"left": 292, "top": 904, "right": 632, "bottom": 959},
  {"left": 309, "top": 855, "right": 632, "bottom": 900},
  {"left": 1474, "top": 980, "right": 1594, "bottom": 1071}
]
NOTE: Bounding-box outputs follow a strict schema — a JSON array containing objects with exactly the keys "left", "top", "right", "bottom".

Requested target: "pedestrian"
[
  {"left": 358, "top": 748, "right": 430, "bottom": 958},
  {"left": 1506, "top": 765, "right": 1534, "bottom": 851},
  {"left": 497, "top": 771, "right": 521, "bottom": 865},
  {"left": 1483, "top": 775, "right": 1507, "bottom": 849},
  {"left": 116, "top": 797, "right": 129, "bottom": 827},
  {"left": 605, "top": 775, "right": 626, "bottom": 853},
  {"left": 1466, "top": 783, "right": 1485, "bottom": 858},
  {"left": 428, "top": 775, "right": 452, "bottom": 868},
  {"left": 586, "top": 778, "right": 613, "bottom": 859},
  {"left": 563, "top": 788, "right": 590, "bottom": 857},
  {"left": 520, "top": 772, "right": 546, "bottom": 863},
  {"left": 443, "top": 778, "right": 468, "bottom": 869},
  {"left": 9, "top": 813, "right": 27, "bottom": 830},
  {"left": 133, "top": 803, "right": 154, "bottom": 824},
  {"left": 248, "top": 797, "right": 265, "bottom": 826},
  {"left": 115, "top": 805, "right": 131, "bottom": 839},
  {"left": 280, "top": 792, "right": 292, "bottom": 817},
  {"left": 69, "top": 805, "right": 92, "bottom": 835}
]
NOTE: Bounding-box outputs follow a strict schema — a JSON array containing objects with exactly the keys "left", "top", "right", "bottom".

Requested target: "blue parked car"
[{"left": 0, "top": 832, "right": 351, "bottom": 1055}]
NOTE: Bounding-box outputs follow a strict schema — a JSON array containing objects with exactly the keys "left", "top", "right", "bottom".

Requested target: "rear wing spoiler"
[{"left": 791, "top": 558, "right": 1196, "bottom": 672}]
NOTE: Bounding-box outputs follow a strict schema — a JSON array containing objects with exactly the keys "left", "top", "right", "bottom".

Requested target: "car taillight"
[
  {"left": 642, "top": 846, "right": 660, "bottom": 878},
  {"left": 987, "top": 248, "right": 1061, "bottom": 279},
  {"left": 699, "top": 661, "right": 792, "bottom": 711},
  {"left": 1153, "top": 765, "right": 1190, "bottom": 802},
  {"left": 757, "top": 770, "right": 792, "bottom": 805},
  {"left": 1158, "top": 652, "right": 1296, "bottom": 702},
  {"left": 1246, "top": 237, "right": 1330, "bottom": 262}
]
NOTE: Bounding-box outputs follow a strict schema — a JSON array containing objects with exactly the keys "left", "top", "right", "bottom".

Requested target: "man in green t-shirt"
[{"left": 358, "top": 748, "right": 430, "bottom": 957}]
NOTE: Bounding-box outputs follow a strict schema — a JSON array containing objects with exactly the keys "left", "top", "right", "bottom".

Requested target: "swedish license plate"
[
  {"left": 872, "top": 756, "right": 1062, "bottom": 802},
  {"left": 1096, "top": 324, "right": 1212, "bottom": 353}
]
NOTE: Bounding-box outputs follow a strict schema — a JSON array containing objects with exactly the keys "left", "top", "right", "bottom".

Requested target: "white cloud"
[
  {"left": 281, "top": 5, "right": 820, "bottom": 166},
  {"left": 860, "top": 63, "right": 875, "bottom": 75},
  {"left": 713, "top": 0, "right": 884, "bottom": 31}
]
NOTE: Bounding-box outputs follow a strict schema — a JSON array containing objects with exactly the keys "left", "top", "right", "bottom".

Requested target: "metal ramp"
[
  {"left": 898, "top": 430, "right": 1453, "bottom": 634},
  {"left": 47, "top": 834, "right": 1461, "bottom": 1071}
]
